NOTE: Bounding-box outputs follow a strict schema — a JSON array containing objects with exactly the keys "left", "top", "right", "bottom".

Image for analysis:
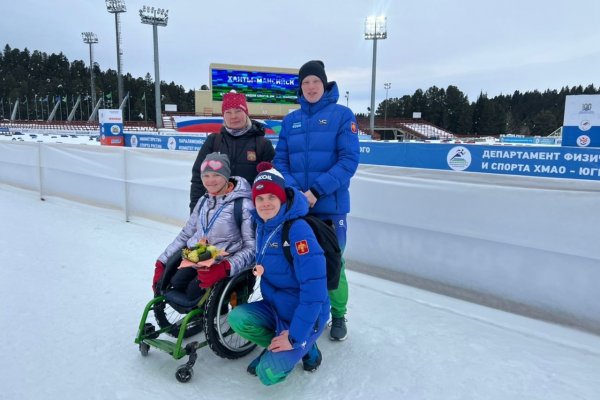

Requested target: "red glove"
[
  {"left": 152, "top": 260, "right": 165, "bottom": 293},
  {"left": 197, "top": 260, "right": 230, "bottom": 289}
]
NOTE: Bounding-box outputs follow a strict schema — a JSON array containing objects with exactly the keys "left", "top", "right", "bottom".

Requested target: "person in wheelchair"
[
  {"left": 228, "top": 162, "right": 329, "bottom": 386},
  {"left": 152, "top": 152, "right": 256, "bottom": 303}
]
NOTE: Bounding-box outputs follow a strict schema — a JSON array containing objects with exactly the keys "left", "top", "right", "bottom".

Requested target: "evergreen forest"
[
  {"left": 2, "top": 44, "right": 598, "bottom": 135},
  {"left": 371, "top": 84, "right": 599, "bottom": 136},
  {"left": 0, "top": 45, "right": 194, "bottom": 124}
]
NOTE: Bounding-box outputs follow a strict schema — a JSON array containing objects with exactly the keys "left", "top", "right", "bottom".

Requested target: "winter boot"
[
  {"left": 329, "top": 317, "right": 348, "bottom": 341},
  {"left": 302, "top": 343, "right": 322, "bottom": 372},
  {"left": 247, "top": 348, "right": 267, "bottom": 376}
]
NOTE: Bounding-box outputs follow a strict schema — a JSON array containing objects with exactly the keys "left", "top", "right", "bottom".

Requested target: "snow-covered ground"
[
  {"left": 0, "top": 131, "right": 100, "bottom": 145},
  {"left": 1, "top": 185, "right": 599, "bottom": 400}
]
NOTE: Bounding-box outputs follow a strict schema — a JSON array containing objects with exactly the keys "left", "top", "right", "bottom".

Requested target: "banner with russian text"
[{"left": 357, "top": 142, "right": 600, "bottom": 181}]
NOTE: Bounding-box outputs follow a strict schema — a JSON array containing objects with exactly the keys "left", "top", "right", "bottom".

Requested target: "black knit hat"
[{"left": 298, "top": 60, "right": 328, "bottom": 87}]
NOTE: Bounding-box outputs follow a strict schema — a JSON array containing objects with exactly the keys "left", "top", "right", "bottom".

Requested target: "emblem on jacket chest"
[{"left": 247, "top": 150, "right": 257, "bottom": 161}]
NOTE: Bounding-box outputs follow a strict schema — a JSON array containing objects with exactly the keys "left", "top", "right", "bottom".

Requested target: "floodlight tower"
[
  {"left": 365, "top": 15, "right": 387, "bottom": 134},
  {"left": 106, "top": 0, "right": 126, "bottom": 108},
  {"left": 81, "top": 32, "right": 98, "bottom": 118},
  {"left": 140, "top": 5, "right": 169, "bottom": 129}
]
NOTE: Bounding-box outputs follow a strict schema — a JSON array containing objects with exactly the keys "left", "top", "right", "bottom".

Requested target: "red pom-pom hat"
[{"left": 252, "top": 162, "right": 287, "bottom": 203}]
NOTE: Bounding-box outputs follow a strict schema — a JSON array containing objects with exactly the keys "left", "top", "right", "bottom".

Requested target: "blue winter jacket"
[
  {"left": 252, "top": 188, "right": 330, "bottom": 348},
  {"left": 274, "top": 82, "right": 360, "bottom": 215}
]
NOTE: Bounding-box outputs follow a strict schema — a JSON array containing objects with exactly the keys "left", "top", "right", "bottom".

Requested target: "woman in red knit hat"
[{"left": 189, "top": 91, "right": 275, "bottom": 213}]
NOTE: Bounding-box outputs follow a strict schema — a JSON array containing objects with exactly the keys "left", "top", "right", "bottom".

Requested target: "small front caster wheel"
[
  {"left": 175, "top": 365, "right": 194, "bottom": 383},
  {"left": 139, "top": 342, "right": 150, "bottom": 356}
]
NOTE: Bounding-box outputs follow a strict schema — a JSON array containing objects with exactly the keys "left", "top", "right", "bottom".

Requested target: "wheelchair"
[{"left": 134, "top": 253, "right": 258, "bottom": 382}]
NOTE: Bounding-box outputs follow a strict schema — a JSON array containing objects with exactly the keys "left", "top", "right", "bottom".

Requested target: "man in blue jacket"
[
  {"left": 228, "top": 163, "right": 329, "bottom": 385},
  {"left": 273, "top": 60, "right": 360, "bottom": 341}
]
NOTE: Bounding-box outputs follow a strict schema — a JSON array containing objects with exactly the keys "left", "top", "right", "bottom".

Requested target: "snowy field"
[
  {"left": 1, "top": 185, "right": 599, "bottom": 400},
  {"left": 0, "top": 130, "right": 100, "bottom": 145}
]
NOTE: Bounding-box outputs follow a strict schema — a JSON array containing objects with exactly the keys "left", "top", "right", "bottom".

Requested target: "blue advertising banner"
[
  {"left": 358, "top": 142, "right": 600, "bottom": 181},
  {"left": 124, "top": 133, "right": 207, "bottom": 151},
  {"left": 500, "top": 136, "right": 559, "bottom": 145},
  {"left": 122, "top": 134, "right": 600, "bottom": 181},
  {"left": 123, "top": 133, "right": 278, "bottom": 151}
]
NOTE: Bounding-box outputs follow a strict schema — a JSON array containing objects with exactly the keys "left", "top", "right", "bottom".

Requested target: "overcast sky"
[{"left": 4, "top": 0, "right": 600, "bottom": 113}]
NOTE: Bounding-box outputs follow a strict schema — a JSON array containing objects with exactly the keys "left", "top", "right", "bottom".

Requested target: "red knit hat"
[
  {"left": 222, "top": 91, "right": 249, "bottom": 115},
  {"left": 252, "top": 162, "right": 287, "bottom": 204}
]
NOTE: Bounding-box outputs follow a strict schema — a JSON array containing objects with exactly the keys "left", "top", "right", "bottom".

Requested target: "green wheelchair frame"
[{"left": 134, "top": 270, "right": 257, "bottom": 382}]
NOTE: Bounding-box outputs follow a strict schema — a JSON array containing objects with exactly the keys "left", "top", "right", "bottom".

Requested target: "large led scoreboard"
[
  {"left": 195, "top": 63, "right": 300, "bottom": 117},
  {"left": 211, "top": 67, "right": 298, "bottom": 104}
]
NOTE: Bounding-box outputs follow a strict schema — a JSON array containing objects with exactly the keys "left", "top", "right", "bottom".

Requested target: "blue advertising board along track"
[
  {"left": 357, "top": 142, "right": 600, "bottom": 181},
  {"left": 123, "top": 132, "right": 600, "bottom": 182}
]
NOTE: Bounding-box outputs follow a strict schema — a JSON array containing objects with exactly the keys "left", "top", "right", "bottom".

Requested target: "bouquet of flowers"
[{"left": 179, "top": 240, "right": 228, "bottom": 269}]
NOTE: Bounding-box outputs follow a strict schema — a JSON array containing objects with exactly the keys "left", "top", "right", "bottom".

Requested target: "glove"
[
  {"left": 197, "top": 260, "right": 230, "bottom": 289},
  {"left": 152, "top": 260, "right": 165, "bottom": 293}
]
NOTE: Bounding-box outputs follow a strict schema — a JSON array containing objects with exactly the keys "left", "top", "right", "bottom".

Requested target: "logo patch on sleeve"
[
  {"left": 351, "top": 122, "right": 358, "bottom": 134},
  {"left": 295, "top": 240, "right": 309, "bottom": 255}
]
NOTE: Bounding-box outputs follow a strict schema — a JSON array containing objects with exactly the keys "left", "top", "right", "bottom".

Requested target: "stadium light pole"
[
  {"left": 106, "top": 0, "right": 126, "bottom": 108},
  {"left": 384, "top": 82, "right": 391, "bottom": 125},
  {"left": 81, "top": 32, "right": 98, "bottom": 120},
  {"left": 365, "top": 15, "right": 387, "bottom": 134},
  {"left": 140, "top": 5, "right": 168, "bottom": 129}
]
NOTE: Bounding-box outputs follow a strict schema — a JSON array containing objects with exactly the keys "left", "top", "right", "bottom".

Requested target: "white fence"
[{"left": 1, "top": 141, "right": 599, "bottom": 332}]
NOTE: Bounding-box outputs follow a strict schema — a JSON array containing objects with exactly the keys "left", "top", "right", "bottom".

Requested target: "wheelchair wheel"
[
  {"left": 154, "top": 299, "right": 204, "bottom": 339},
  {"left": 203, "top": 270, "right": 258, "bottom": 359}
]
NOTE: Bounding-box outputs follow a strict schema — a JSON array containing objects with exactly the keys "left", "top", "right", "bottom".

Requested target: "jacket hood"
[{"left": 227, "top": 175, "right": 253, "bottom": 201}]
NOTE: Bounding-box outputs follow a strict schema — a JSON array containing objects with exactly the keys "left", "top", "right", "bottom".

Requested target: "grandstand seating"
[
  {"left": 403, "top": 122, "right": 454, "bottom": 140},
  {"left": 162, "top": 115, "right": 176, "bottom": 129},
  {"left": 355, "top": 116, "right": 455, "bottom": 140},
  {"left": 2, "top": 115, "right": 457, "bottom": 141},
  {"left": 0, "top": 119, "right": 158, "bottom": 133}
]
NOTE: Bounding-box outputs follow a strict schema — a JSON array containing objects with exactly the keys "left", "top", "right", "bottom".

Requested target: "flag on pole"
[
  {"left": 141, "top": 92, "right": 145, "bottom": 101},
  {"left": 106, "top": 93, "right": 112, "bottom": 100},
  {"left": 62, "top": 95, "right": 67, "bottom": 104}
]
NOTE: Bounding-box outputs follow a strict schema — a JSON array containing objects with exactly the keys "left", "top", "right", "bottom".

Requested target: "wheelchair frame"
[{"left": 134, "top": 270, "right": 257, "bottom": 382}]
